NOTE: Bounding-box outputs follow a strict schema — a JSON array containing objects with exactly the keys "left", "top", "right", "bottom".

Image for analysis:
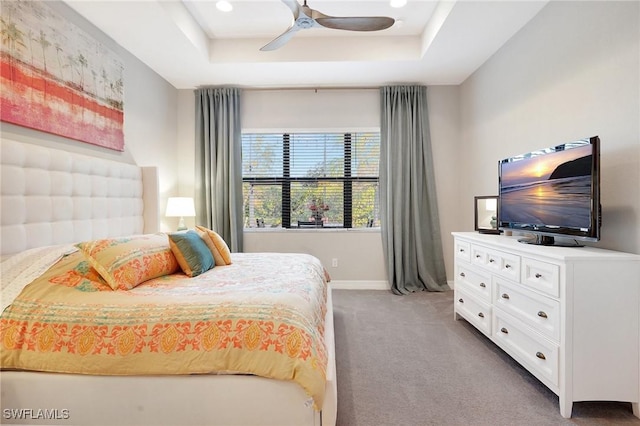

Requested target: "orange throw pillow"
[{"left": 195, "top": 226, "right": 232, "bottom": 266}]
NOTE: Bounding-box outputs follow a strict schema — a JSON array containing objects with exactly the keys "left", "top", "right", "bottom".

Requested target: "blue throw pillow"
[{"left": 168, "top": 230, "right": 215, "bottom": 277}]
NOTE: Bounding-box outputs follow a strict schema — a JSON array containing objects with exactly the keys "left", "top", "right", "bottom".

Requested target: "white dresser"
[{"left": 452, "top": 232, "right": 640, "bottom": 418}]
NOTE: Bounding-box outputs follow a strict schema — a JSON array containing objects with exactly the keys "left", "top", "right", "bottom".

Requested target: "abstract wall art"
[{"left": 1, "top": 1, "right": 125, "bottom": 151}]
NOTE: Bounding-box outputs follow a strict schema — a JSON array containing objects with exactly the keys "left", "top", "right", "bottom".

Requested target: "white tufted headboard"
[{"left": 0, "top": 139, "right": 159, "bottom": 257}]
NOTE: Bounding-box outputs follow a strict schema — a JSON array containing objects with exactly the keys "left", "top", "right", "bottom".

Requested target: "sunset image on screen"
[
  {"left": 500, "top": 144, "right": 593, "bottom": 229},
  {"left": 501, "top": 145, "right": 591, "bottom": 185}
]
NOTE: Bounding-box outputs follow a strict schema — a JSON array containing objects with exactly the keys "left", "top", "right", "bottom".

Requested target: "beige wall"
[
  {"left": 428, "top": 86, "right": 462, "bottom": 281},
  {"left": 460, "top": 0, "right": 640, "bottom": 254},
  {"left": 244, "top": 230, "right": 386, "bottom": 288}
]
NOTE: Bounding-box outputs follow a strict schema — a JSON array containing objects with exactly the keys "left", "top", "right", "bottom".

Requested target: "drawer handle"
[
  {"left": 459, "top": 272, "right": 466, "bottom": 278},
  {"left": 479, "top": 282, "right": 486, "bottom": 288},
  {"left": 500, "top": 327, "right": 509, "bottom": 334},
  {"left": 489, "top": 259, "right": 495, "bottom": 263},
  {"left": 475, "top": 254, "right": 481, "bottom": 258},
  {"left": 535, "top": 273, "right": 542, "bottom": 278},
  {"left": 459, "top": 248, "right": 465, "bottom": 253},
  {"left": 537, "top": 311, "right": 548, "bottom": 319},
  {"left": 501, "top": 293, "right": 510, "bottom": 300},
  {"left": 478, "top": 312, "right": 484, "bottom": 318},
  {"left": 505, "top": 264, "right": 512, "bottom": 269},
  {"left": 458, "top": 298, "right": 464, "bottom": 303},
  {"left": 536, "top": 352, "right": 546, "bottom": 360}
]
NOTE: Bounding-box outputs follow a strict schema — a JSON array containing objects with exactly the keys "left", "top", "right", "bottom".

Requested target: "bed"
[{"left": 0, "top": 139, "right": 337, "bottom": 426}]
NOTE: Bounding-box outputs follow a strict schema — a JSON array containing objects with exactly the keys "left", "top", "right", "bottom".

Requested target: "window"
[{"left": 242, "top": 132, "right": 380, "bottom": 229}]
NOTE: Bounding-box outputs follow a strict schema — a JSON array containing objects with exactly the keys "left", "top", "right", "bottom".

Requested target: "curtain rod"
[
  {"left": 241, "top": 86, "right": 381, "bottom": 92},
  {"left": 198, "top": 85, "right": 422, "bottom": 91}
]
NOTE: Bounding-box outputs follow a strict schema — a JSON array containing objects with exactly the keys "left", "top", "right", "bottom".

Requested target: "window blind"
[{"left": 242, "top": 132, "right": 380, "bottom": 229}]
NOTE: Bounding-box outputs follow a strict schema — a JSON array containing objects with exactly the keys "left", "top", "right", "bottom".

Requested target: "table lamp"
[{"left": 165, "top": 197, "right": 195, "bottom": 231}]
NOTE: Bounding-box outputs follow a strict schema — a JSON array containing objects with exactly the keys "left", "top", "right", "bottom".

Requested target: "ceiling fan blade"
[
  {"left": 315, "top": 16, "right": 395, "bottom": 32},
  {"left": 280, "top": 0, "right": 301, "bottom": 19},
  {"left": 260, "top": 25, "right": 301, "bottom": 51}
]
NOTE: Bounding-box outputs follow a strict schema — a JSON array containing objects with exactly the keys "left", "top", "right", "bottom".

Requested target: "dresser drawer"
[
  {"left": 471, "top": 245, "right": 521, "bottom": 282},
  {"left": 455, "top": 240, "right": 471, "bottom": 262},
  {"left": 493, "top": 309, "right": 559, "bottom": 387},
  {"left": 455, "top": 289, "right": 492, "bottom": 336},
  {"left": 455, "top": 263, "right": 492, "bottom": 303},
  {"left": 522, "top": 257, "right": 560, "bottom": 298},
  {"left": 493, "top": 278, "right": 560, "bottom": 341}
]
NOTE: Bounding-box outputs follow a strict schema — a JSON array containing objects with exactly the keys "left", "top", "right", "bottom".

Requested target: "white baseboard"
[
  {"left": 329, "top": 280, "right": 389, "bottom": 290},
  {"left": 330, "top": 280, "right": 455, "bottom": 291}
]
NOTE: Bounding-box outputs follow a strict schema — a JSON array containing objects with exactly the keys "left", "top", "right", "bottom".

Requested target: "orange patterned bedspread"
[{"left": 0, "top": 250, "right": 328, "bottom": 408}]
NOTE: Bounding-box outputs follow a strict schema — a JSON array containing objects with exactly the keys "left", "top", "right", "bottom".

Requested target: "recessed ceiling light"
[
  {"left": 216, "top": 1, "right": 233, "bottom": 12},
  {"left": 390, "top": 0, "right": 407, "bottom": 8}
]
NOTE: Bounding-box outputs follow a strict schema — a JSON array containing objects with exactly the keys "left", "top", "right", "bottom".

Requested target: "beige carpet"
[{"left": 332, "top": 289, "right": 639, "bottom": 426}]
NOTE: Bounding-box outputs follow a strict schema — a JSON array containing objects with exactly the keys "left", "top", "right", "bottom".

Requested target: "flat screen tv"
[{"left": 498, "top": 136, "right": 600, "bottom": 246}]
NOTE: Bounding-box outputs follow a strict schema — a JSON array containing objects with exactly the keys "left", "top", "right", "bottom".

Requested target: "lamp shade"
[{"left": 165, "top": 197, "right": 196, "bottom": 218}]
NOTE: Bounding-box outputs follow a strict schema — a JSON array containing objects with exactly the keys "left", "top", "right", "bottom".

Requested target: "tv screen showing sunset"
[{"left": 499, "top": 144, "right": 593, "bottom": 229}]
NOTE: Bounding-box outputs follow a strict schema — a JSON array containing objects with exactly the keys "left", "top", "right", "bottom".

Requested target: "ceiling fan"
[{"left": 260, "top": 0, "right": 395, "bottom": 51}]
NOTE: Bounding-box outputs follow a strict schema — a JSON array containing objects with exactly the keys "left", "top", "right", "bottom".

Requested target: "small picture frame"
[{"left": 474, "top": 196, "right": 500, "bottom": 234}]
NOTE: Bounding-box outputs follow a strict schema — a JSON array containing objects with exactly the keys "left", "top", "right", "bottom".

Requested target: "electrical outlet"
[{"left": 331, "top": 258, "right": 338, "bottom": 268}]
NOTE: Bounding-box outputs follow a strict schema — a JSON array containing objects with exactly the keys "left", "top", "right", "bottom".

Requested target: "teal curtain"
[
  {"left": 380, "top": 85, "right": 448, "bottom": 294},
  {"left": 195, "top": 87, "right": 243, "bottom": 252}
]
